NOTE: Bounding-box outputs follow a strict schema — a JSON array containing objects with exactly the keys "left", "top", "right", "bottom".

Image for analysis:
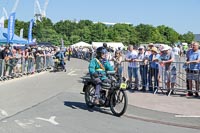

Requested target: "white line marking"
[
  {"left": 175, "top": 115, "right": 200, "bottom": 118},
  {"left": 67, "top": 71, "right": 77, "bottom": 76},
  {"left": 36, "top": 116, "right": 59, "bottom": 125},
  {"left": 14, "top": 120, "right": 36, "bottom": 129},
  {"left": 0, "top": 109, "right": 8, "bottom": 117}
]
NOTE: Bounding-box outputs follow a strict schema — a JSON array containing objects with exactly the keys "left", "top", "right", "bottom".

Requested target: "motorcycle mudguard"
[{"left": 83, "top": 84, "right": 87, "bottom": 92}]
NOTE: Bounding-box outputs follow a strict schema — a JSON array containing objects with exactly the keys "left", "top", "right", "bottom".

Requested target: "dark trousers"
[
  {"left": 140, "top": 65, "right": 148, "bottom": 88},
  {"left": 94, "top": 78, "right": 110, "bottom": 98},
  {"left": 68, "top": 54, "right": 71, "bottom": 61},
  {"left": 148, "top": 68, "right": 159, "bottom": 91},
  {"left": 60, "top": 60, "right": 65, "bottom": 70}
]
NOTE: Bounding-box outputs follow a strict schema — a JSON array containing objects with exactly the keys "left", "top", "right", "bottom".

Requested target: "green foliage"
[
  {"left": 3, "top": 18, "right": 195, "bottom": 46},
  {"left": 182, "top": 31, "right": 195, "bottom": 44}
]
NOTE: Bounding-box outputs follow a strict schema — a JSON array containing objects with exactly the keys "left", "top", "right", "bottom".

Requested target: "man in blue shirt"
[
  {"left": 185, "top": 42, "right": 200, "bottom": 97},
  {"left": 148, "top": 47, "right": 160, "bottom": 92},
  {"left": 55, "top": 47, "right": 66, "bottom": 72}
]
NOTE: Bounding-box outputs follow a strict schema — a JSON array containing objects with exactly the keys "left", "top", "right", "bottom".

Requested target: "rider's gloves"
[{"left": 93, "top": 72, "right": 98, "bottom": 78}]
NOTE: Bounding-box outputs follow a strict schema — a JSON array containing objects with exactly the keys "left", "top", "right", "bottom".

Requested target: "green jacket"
[{"left": 89, "top": 58, "right": 114, "bottom": 80}]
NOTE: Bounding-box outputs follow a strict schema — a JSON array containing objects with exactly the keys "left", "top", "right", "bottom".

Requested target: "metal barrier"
[
  {"left": 121, "top": 61, "right": 200, "bottom": 96},
  {"left": 35, "top": 56, "right": 44, "bottom": 72},
  {"left": 0, "top": 54, "right": 55, "bottom": 82},
  {"left": 0, "top": 59, "right": 4, "bottom": 80}
]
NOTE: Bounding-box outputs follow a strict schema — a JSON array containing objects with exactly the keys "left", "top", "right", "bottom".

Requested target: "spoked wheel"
[
  {"left": 110, "top": 89, "right": 128, "bottom": 117},
  {"left": 85, "top": 85, "right": 95, "bottom": 108}
]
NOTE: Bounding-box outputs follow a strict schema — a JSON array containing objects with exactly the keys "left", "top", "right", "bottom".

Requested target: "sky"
[{"left": 0, "top": 0, "right": 199, "bottom": 34}]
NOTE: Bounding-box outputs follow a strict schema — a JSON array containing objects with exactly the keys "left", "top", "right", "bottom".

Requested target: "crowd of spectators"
[
  {"left": 0, "top": 45, "right": 56, "bottom": 79},
  {"left": 69, "top": 42, "right": 200, "bottom": 97}
]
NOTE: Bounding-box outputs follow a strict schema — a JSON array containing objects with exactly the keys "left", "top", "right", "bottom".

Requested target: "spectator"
[
  {"left": 159, "top": 45, "right": 176, "bottom": 95},
  {"left": 135, "top": 46, "right": 149, "bottom": 92},
  {"left": 67, "top": 47, "right": 72, "bottom": 61},
  {"left": 185, "top": 42, "right": 200, "bottom": 97},
  {"left": 112, "top": 50, "right": 123, "bottom": 77},
  {"left": 15, "top": 48, "right": 22, "bottom": 73},
  {"left": 172, "top": 45, "right": 180, "bottom": 62},
  {"left": 148, "top": 47, "right": 160, "bottom": 92},
  {"left": 125, "top": 45, "right": 139, "bottom": 90},
  {"left": 148, "top": 43, "right": 154, "bottom": 51}
]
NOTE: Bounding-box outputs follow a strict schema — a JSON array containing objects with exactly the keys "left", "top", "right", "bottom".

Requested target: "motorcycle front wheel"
[{"left": 110, "top": 89, "right": 128, "bottom": 117}]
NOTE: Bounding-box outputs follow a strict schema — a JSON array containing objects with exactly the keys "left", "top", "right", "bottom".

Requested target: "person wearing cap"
[
  {"left": 148, "top": 43, "right": 154, "bottom": 50},
  {"left": 125, "top": 45, "right": 139, "bottom": 90},
  {"left": 159, "top": 45, "right": 176, "bottom": 95},
  {"left": 135, "top": 46, "right": 149, "bottom": 91},
  {"left": 148, "top": 47, "right": 160, "bottom": 92}
]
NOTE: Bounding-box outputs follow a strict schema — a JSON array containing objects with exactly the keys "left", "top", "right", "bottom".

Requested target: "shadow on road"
[{"left": 64, "top": 101, "right": 113, "bottom": 116}]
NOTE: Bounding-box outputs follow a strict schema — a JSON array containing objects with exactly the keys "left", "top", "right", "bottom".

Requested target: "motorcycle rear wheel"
[{"left": 85, "top": 85, "right": 95, "bottom": 108}]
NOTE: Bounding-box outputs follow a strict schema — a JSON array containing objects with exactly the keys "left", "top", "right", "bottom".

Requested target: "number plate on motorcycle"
[{"left": 120, "top": 83, "right": 127, "bottom": 90}]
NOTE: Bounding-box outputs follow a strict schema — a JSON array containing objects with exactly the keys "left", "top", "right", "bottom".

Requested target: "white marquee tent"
[
  {"left": 71, "top": 41, "right": 92, "bottom": 48},
  {"left": 92, "top": 42, "right": 124, "bottom": 50}
]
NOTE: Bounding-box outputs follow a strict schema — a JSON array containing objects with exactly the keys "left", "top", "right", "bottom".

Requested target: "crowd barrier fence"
[
  {"left": 120, "top": 61, "right": 200, "bottom": 96},
  {"left": 0, "top": 55, "right": 54, "bottom": 81}
]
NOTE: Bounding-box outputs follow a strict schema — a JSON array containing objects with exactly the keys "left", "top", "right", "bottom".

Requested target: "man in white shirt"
[
  {"left": 125, "top": 45, "right": 139, "bottom": 90},
  {"left": 172, "top": 45, "right": 180, "bottom": 62}
]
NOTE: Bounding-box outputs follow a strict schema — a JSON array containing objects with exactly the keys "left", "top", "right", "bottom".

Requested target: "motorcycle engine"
[{"left": 100, "top": 90, "right": 107, "bottom": 104}]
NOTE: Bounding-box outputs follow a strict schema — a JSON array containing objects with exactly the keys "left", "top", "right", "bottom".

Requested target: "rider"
[
  {"left": 55, "top": 47, "right": 66, "bottom": 72},
  {"left": 89, "top": 47, "right": 114, "bottom": 104}
]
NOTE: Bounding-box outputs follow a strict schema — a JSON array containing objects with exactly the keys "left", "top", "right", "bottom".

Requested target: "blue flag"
[
  {"left": 28, "top": 19, "right": 34, "bottom": 43},
  {"left": 7, "top": 12, "right": 16, "bottom": 43}
]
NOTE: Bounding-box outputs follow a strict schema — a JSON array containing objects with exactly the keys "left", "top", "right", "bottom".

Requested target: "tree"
[
  {"left": 136, "top": 24, "right": 161, "bottom": 44},
  {"left": 70, "top": 35, "right": 81, "bottom": 44},
  {"left": 4, "top": 17, "right": 193, "bottom": 46},
  {"left": 36, "top": 28, "right": 63, "bottom": 46},
  {"left": 157, "top": 25, "right": 179, "bottom": 44},
  {"left": 165, "top": 27, "right": 179, "bottom": 44},
  {"left": 182, "top": 31, "right": 194, "bottom": 44},
  {"left": 91, "top": 23, "right": 108, "bottom": 42}
]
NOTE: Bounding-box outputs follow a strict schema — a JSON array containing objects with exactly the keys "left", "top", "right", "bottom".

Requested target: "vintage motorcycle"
[
  {"left": 82, "top": 71, "right": 128, "bottom": 117},
  {"left": 53, "top": 57, "right": 66, "bottom": 72}
]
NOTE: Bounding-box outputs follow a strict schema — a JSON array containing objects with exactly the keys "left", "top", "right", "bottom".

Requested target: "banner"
[
  {"left": 7, "top": 12, "right": 16, "bottom": 43},
  {"left": 20, "top": 28, "right": 24, "bottom": 38},
  {"left": 28, "top": 19, "right": 34, "bottom": 43},
  {"left": 0, "top": 16, "right": 5, "bottom": 28}
]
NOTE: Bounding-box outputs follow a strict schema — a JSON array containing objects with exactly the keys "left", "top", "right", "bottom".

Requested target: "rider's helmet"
[{"left": 96, "top": 47, "right": 107, "bottom": 59}]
